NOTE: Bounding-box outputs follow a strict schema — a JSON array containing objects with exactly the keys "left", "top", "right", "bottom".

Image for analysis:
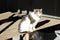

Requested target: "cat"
[{"left": 19, "top": 9, "right": 42, "bottom": 33}]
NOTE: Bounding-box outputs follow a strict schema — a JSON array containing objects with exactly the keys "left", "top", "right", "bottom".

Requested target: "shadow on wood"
[{"left": 35, "top": 20, "right": 50, "bottom": 28}]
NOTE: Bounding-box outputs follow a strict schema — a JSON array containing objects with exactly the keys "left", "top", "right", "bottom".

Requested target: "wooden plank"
[
  {"left": 0, "top": 13, "right": 60, "bottom": 40},
  {"left": 0, "top": 19, "right": 21, "bottom": 40},
  {"left": 35, "top": 17, "right": 60, "bottom": 31},
  {"left": 0, "top": 12, "right": 13, "bottom": 20}
]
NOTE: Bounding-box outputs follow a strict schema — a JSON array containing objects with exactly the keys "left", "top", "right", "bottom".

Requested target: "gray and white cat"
[{"left": 19, "top": 9, "right": 42, "bottom": 32}]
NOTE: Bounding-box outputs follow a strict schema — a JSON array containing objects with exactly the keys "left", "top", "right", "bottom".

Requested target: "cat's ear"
[
  {"left": 34, "top": 9, "right": 39, "bottom": 13},
  {"left": 39, "top": 9, "right": 42, "bottom": 13}
]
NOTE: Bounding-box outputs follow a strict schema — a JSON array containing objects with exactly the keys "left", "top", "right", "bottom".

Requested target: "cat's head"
[{"left": 34, "top": 9, "right": 42, "bottom": 16}]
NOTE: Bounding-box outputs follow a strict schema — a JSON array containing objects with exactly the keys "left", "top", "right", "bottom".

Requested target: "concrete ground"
[{"left": 0, "top": 13, "right": 60, "bottom": 40}]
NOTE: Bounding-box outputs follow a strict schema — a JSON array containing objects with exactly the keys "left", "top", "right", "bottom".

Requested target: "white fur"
[{"left": 19, "top": 9, "right": 42, "bottom": 32}]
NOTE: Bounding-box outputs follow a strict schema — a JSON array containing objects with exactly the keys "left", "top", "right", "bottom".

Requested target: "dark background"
[{"left": 0, "top": 0, "right": 60, "bottom": 16}]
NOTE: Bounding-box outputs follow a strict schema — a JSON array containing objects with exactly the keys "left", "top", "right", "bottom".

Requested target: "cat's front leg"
[
  {"left": 29, "top": 25, "right": 33, "bottom": 32},
  {"left": 32, "top": 21, "right": 38, "bottom": 31},
  {"left": 32, "top": 26, "right": 36, "bottom": 31},
  {"left": 30, "top": 24, "right": 36, "bottom": 32}
]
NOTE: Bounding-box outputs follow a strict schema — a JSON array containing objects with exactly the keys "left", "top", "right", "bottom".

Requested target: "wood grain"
[{"left": 0, "top": 13, "right": 60, "bottom": 40}]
